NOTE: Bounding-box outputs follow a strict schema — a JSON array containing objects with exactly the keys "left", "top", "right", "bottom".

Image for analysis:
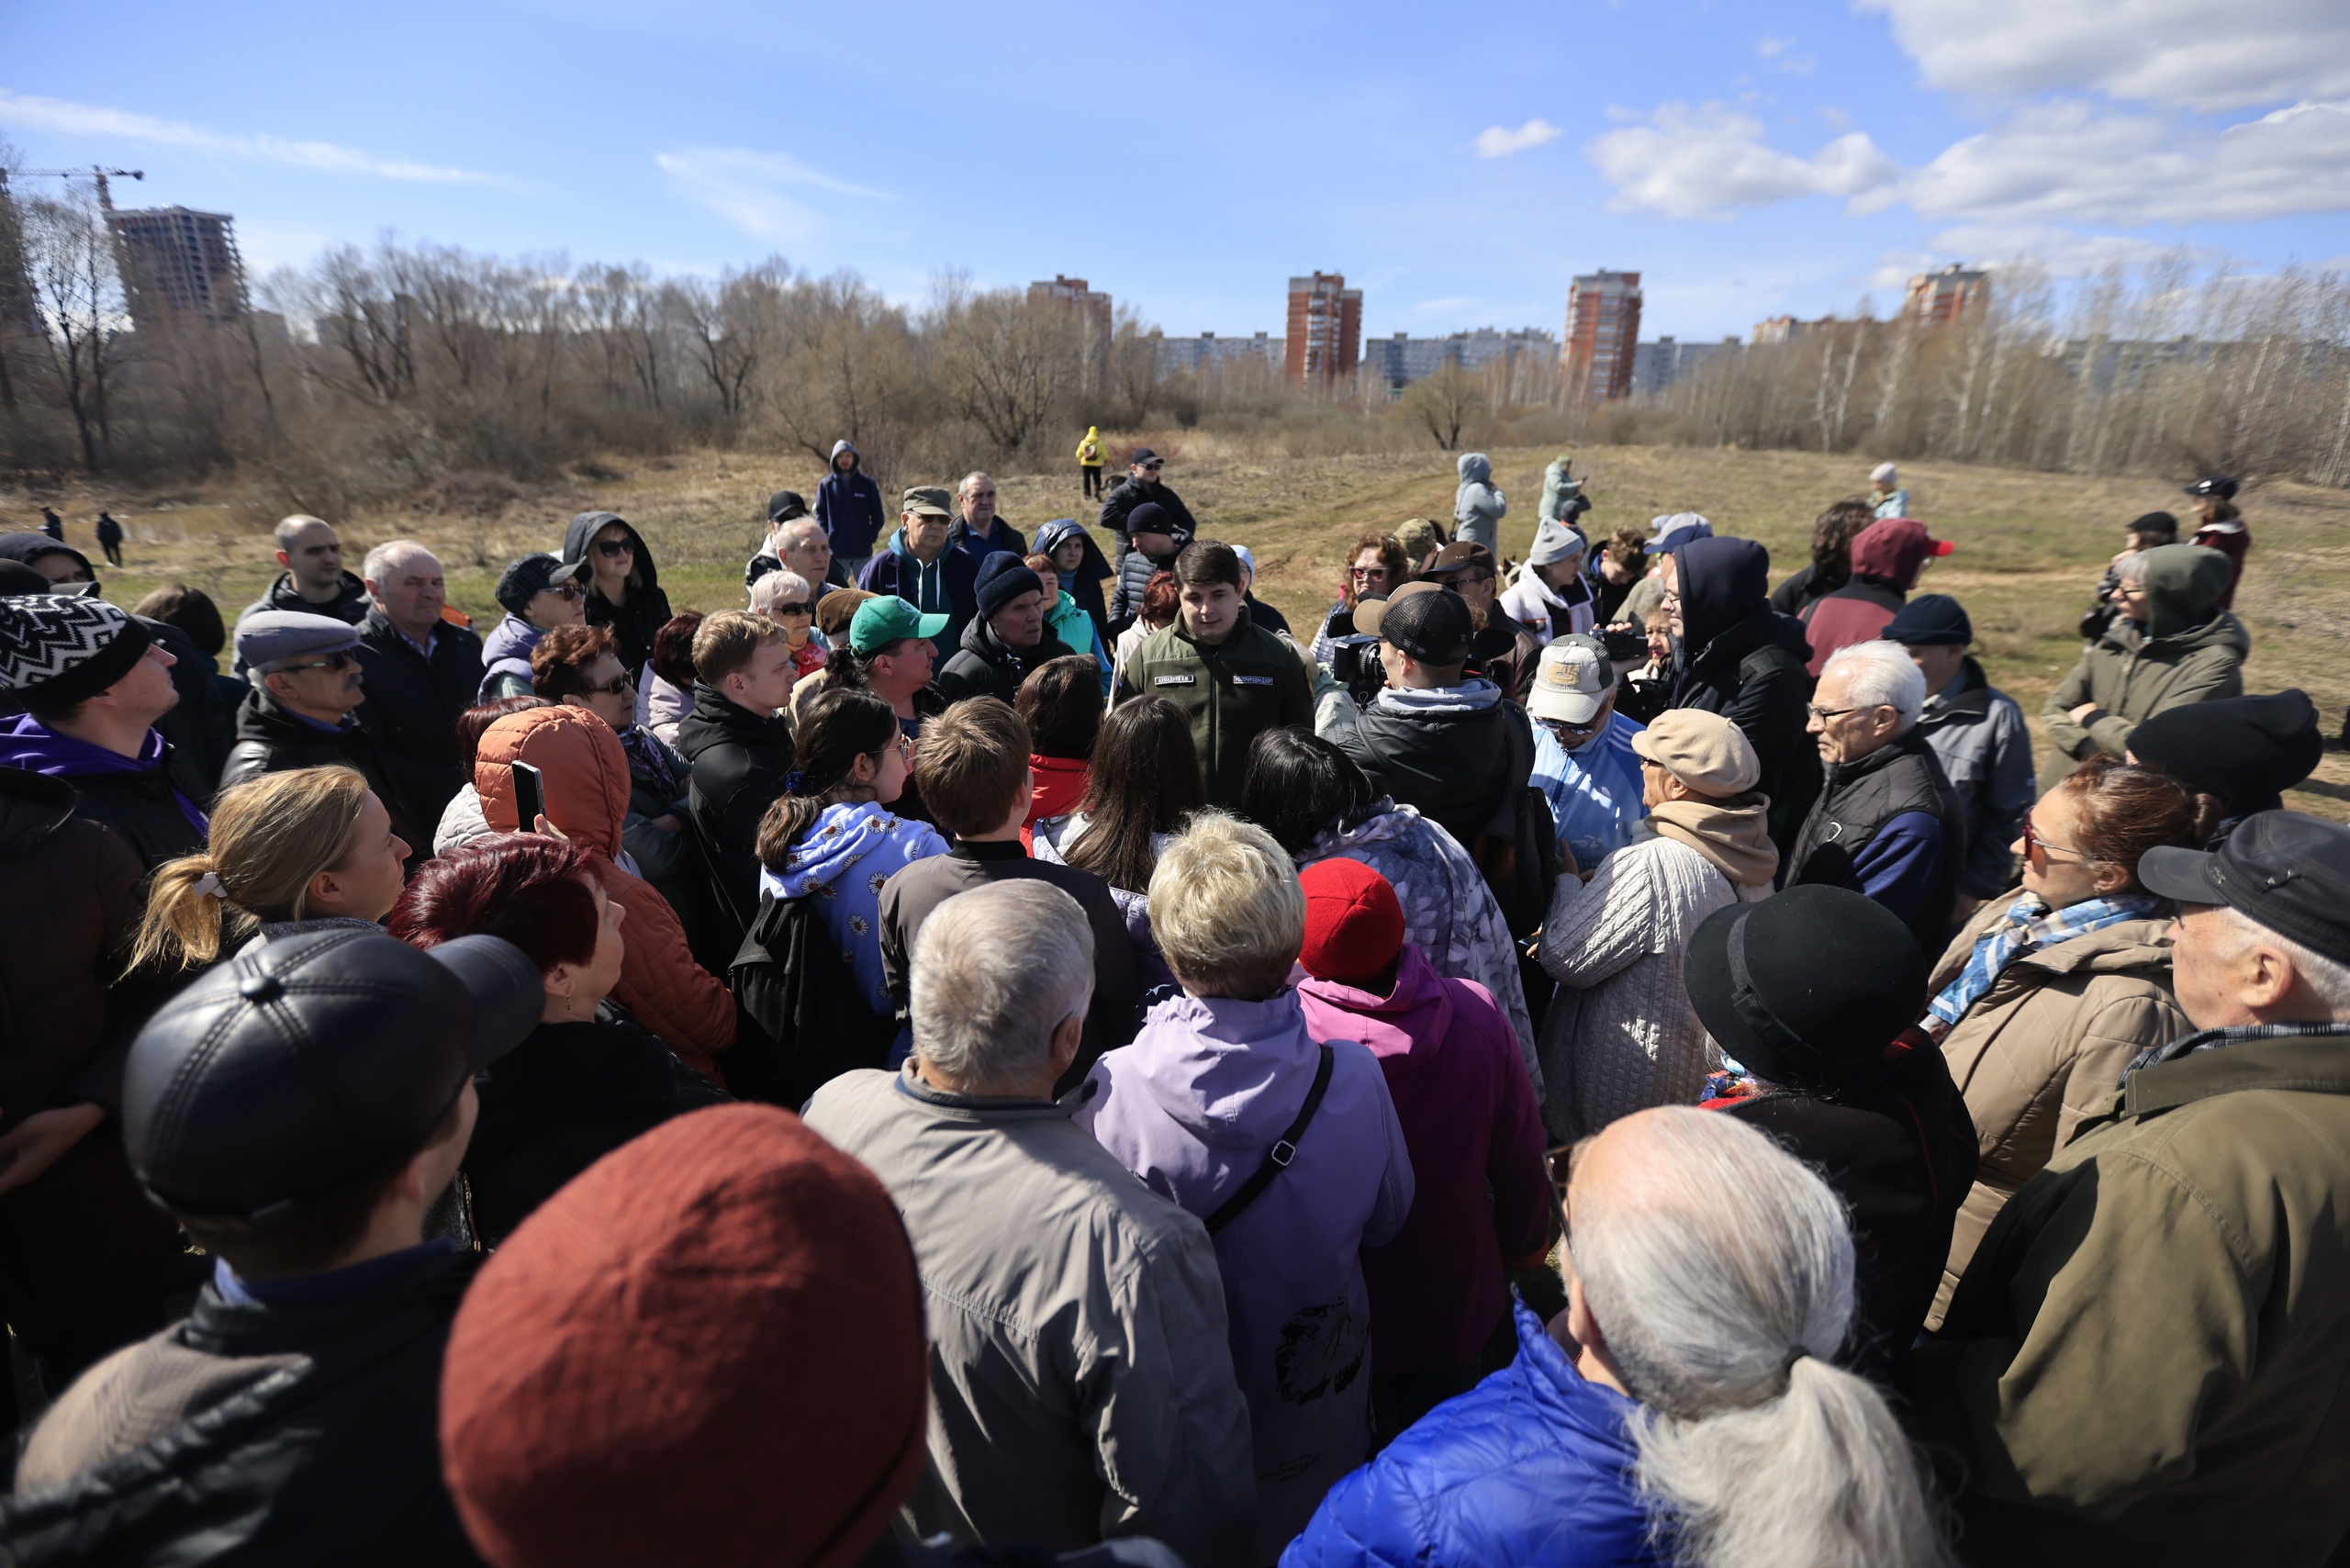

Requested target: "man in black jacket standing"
[
  {"left": 5, "top": 926, "right": 542, "bottom": 1565},
  {"left": 223, "top": 611, "right": 425, "bottom": 857},
  {"left": 0, "top": 593, "right": 207, "bottom": 872},
  {"left": 355, "top": 541, "right": 484, "bottom": 829},
  {"left": 677, "top": 610, "right": 799, "bottom": 946},
  {"left": 936, "top": 555, "right": 1077, "bottom": 706},
  {"left": 1096, "top": 447, "right": 1199, "bottom": 559},
  {"left": 233, "top": 515, "right": 370, "bottom": 675},
  {"left": 1664, "top": 534, "right": 1821, "bottom": 856}
]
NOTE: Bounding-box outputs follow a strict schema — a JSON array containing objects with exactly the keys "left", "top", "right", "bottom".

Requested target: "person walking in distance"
[
  {"left": 1077, "top": 425, "right": 1106, "bottom": 499},
  {"left": 94, "top": 511, "right": 124, "bottom": 567}
]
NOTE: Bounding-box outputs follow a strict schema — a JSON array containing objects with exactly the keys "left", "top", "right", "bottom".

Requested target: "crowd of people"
[{"left": 0, "top": 451, "right": 2344, "bottom": 1568}]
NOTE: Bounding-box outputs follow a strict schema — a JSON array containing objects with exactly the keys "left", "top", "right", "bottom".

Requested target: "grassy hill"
[{"left": 10, "top": 442, "right": 2346, "bottom": 819}]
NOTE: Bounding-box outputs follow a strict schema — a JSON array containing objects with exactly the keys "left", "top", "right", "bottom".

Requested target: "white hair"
[
  {"left": 775, "top": 517, "right": 826, "bottom": 553},
  {"left": 1570, "top": 1108, "right": 1954, "bottom": 1568},
  {"left": 362, "top": 539, "right": 439, "bottom": 595},
  {"left": 748, "top": 570, "right": 812, "bottom": 616},
  {"left": 1822, "top": 641, "right": 1925, "bottom": 730},
  {"left": 2209, "top": 904, "right": 2350, "bottom": 1016},
  {"left": 274, "top": 513, "right": 333, "bottom": 552},
  {"left": 957, "top": 471, "right": 994, "bottom": 497},
  {"left": 911, "top": 880, "right": 1094, "bottom": 1089}
]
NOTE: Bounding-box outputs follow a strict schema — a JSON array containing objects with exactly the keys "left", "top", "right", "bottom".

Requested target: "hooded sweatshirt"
[
  {"left": 1035, "top": 519, "right": 1116, "bottom": 650},
  {"left": 475, "top": 705, "right": 736, "bottom": 1079},
  {"left": 1075, "top": 426, "right": 1103, "bottom": 466},
  {"left": 816, "top": 441, "right": 888, "bottom": 558},
  {"left": 1801, "top": 516, "right": 1939, "bottom": 676},
  {"left": 562, "top": 512, "right": 671, "bottom": 678},
  {"left": 1667, "top": 536, "right": 1819, "bottom": 851},
  {"left": 1080, "top": 990, "right": 1415, "bottom": 1562},
  {"left": 1452, "top": 453, "right": 1505, "bottom": 554},
  {"left": 758, "top": 801, "right": 948, "bottom": 1042},
  {"left": 2042, "top": 543, "right": 2250, "bottom": 763},
  {"left": 478, "top": 612, "right": 543, "bottom": 701},
  {"left": 1296, "top": 945, "right": 1551, "bottom": 1379}
]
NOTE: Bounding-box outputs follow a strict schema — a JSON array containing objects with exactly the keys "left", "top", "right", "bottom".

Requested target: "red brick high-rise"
[
  {"left": 1903, "top": 263, "right": 1987, "bottom": 327},
  {"left": 1284, "top": 272, "right": 1361, "bottom": 387},
  {"left": 1561, "top": 270, "right": 1642, "bottom": 401}
]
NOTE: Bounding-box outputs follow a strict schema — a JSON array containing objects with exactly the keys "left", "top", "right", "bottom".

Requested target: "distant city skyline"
[{"left": 5, "top": 0, "right": 2342, "bottom": 343}]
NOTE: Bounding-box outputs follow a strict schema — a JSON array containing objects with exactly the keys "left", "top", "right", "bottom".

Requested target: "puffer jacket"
[
  {"left": 562, "top": 511, "right": 672, "bottom": 678},
  {"left": 1452, "top": 453, "right": 1505, "bottom": 554},
  {"left": 0, "top": 766, "right": 143, "bottom": 1111},
  {"left": 934, "top": 614, "right": 1077, "bottom": 707},
  {"left": 677, "top": 681, "right": 795, "bottom": 942},
  {"left": 1924, "top": 897, "right": 2187, "bottom": 1329},
  {"left": 1281, "top": 1300, "right": 1666, "bottom": 1568},
  {"left": 2042, "top": 543, "right": 2249, "bottom": 764},
  {"left": 476, "top": 612, "right": 542, "bottom": 701},
  {"left": 1107, "top": 533, "right": 1187, "bottom": 632},
  {"left": 1918, "top": 659, "right": 2037, "bottom": 901},
  {"left": 475, "top": 705, "right": 735, "bottom": 1080}
]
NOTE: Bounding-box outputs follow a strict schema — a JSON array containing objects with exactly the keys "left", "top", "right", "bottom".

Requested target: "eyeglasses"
[
  {"left": 1807, "top": 702, "right": 1887, "bottom": 722},
  {"left": 2020, "top": 812, "right": 2087, "bottom": 862},
  {"left": 587, "top": 672, "right": 635, "bottom": 696},
  {"left": 546, "top": 581, "right": 585, "bottom": 602},
  {"left": 770, "top": 602, "right": 812, "bottom": 617},
  {"left": 274, "top": 649, "right": 361, "bottom": 675},
  {"left": 595, "top": 539, "right": 634, "bottom": 559},
  {"left": 1351, "top": 566, "right": 1390, "bottom": 580},
  {"left": 1541, "top": 716, "right": 1606, "bottom": 742}
]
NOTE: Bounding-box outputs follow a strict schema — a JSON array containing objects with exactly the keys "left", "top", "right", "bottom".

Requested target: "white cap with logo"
[{"left": 1528, "top": 634, "right": 1615, "bottom": 724}]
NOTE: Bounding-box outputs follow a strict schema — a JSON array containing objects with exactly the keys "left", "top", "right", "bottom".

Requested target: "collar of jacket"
[
  {"left": 1687, "top": 601, "right": 1777, "bottom": 672},
  {"left": 688, "top": 679, "right": 789, "bottom": 741},
  {"left": 180, "top": 1247, "right": 478, "bottom": 1359},
  {"left": 1824, "top": 725, "right": 1928, "bottom": 790},
  {"left": 2117, "top": 1025, "right": 2350, "bottom": 1122},
  {"left": 890, "top": 1058, "right": 1091, "bottom": 1121},
  {"left": 1170, "top": 602, "right": 1256, "bottom": 653},
  {"left": 1919, "top": 659, "right": 1993, "bottom": 723},
  {"left": 951, "top": 838, "right": 1026, "bottom": 863}
]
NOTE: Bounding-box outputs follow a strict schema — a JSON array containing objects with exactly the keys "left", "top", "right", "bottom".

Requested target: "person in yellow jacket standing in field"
[{"left": 1076, "top": 425, "right": 1105, "bottom": 499}]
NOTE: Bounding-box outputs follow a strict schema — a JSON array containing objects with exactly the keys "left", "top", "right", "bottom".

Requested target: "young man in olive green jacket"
[
  {"left": 1907, "top": 811, "right": 2350, "bottom": 1566},
  {"left": 1113, "top": 540, "right": 1313, "bottom": 807}
]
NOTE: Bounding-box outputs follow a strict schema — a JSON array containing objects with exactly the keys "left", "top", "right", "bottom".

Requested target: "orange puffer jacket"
[{"left": 476, "top": 705, "right": 735, "bottom": 1080}]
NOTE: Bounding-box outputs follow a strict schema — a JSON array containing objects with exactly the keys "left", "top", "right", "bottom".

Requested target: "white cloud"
[
  {"left": 1474, "top": 118, "right": 1564, "bottom": 160},
  {"left": 1586, "top": 104, "right": 1898, "bottom": 218},
  {"left": 1885, "top": 98, "right": 2350, "bottom": 225},
  {"left": 654, "top": 147, "right": 894, "bottom": 242},
  {"left": 0, "top": 89, "right": 503, "bottom": 185},
  {"left": 1855, "top": 0, "right": 2350, "bottom": 113}
]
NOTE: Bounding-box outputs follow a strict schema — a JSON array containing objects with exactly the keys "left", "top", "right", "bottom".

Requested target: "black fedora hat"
[{"left": 1685, "top": 885, "right": 1930, "bottom": 1088}]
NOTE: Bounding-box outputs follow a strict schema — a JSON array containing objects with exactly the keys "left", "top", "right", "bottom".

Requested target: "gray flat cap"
[{"left": 236, "top": 609, "right": 362, "bottom": 674}]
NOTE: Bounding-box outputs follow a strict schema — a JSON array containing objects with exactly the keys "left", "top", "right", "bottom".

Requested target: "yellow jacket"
[{"left": 1076, "top": 426, "right": 1103, "bottom": 465}]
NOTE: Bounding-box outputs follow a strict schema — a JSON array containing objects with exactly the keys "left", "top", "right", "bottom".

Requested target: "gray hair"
[
  {"left": 957, "top": 471, "right": 994, "bottom": 498},
  {"left": 274, "top": 513, "right": 334, "bottom": 552},
  {"left": 748, "top": 569, "right": 811, "bottom": 616},
  {"left": 776, "top": 517, "right": 827, "bottom": 553},
  {"left": 2115, "top": 550, "right": 2152, "bottom": 587},
  {"left": 362, "top": 539, "right": 440, "bottom": 596},
  {"left": 2208, "top": 904, "right": 2350, "bottom": 1016},
  {"left": 1569, "top": 1108, "right": 1953, "bottom": 1568},
  {"left": 911, "top": 880, "right": 1094, "bottom": 1089},
  {"left": 1821, "top": 640, "right": 1925, "bottom": 730}
]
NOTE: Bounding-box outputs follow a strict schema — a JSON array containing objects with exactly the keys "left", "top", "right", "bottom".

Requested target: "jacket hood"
[
  {"left": 0, "top": 533, "right": 94, "bottom": 574},
  {"left": 1297, "top": 944, "right": 1450, "bottom": 1077},
  {"left": 1120, "top": 990, "right": 1326, "bottom": 1149},
  {"left": 1457, "top": 453, "right": 1493, "bottom": 486},
  {"left": 759, "top": 801, "right": 905, "bottom": 901},
  {"left": 475, "top": 703, "right": 629, "bottom": 857},
  {"left": 1673, "top": 535, "right": 1771, "bottom": 650},
  {"left": 1035, "top": 519, "right": 1114, "bottom": 585},
  {"left": 563, "top": 511, "right": 660, "bottom": 593},
  {"left": 1368, "top": 678, "right": 1504, "bottom": 718},
  {"left": 481, "top": 611, "right": 543, "bottom": 669},
  {"left": 829, "top": 439, "right": 861, "bottom": 472},
  {"left": 2137, "top": 543, "right": 2233, "bottom": 639},
  {"left": 1848, "top": 518, "right": 1936, "bottom": 591}
]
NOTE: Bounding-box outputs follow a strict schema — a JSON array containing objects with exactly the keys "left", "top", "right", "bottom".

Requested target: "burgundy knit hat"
[
  {"left": 439, "top": 1105, "right": 928, "bottom": 1568},
  {"left": 1298, "top": 857, "right": 1406, "bottom": 985}
]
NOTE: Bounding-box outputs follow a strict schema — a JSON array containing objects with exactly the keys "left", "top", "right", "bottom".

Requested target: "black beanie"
[
  {"left": 0, "top": 594, "right": 154, "bottom": 712},
  {"left": 2127, "top": 690, "right": 2322, "bottom": 815}
]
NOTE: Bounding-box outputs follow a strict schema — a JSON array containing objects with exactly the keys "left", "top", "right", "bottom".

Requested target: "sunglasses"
[
  {"left": 596, "top": 538, "right": 634, "bottom": 558},
  {"left": 546, "top": 581, "right": 585, "bottom": 601},
  {"left": 1351, "top": 566, "right": 1389, "bottom": 579},
  {"left": 2020, "top": 812, "right": 2087, "bottom": 862},
  {"left": 276, "top": 649, "right": 361, "bottom": 675},
  {"left": 770, "top": 602, "right": 812, "bottom": 617},
  {"left": 1140, "top": 463, "right": 1163, "bottom": 472},
  {"left": 587, "top": 672, "right": 635, "bottom": 696}
]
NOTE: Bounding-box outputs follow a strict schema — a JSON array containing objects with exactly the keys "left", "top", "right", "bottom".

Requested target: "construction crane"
[{"left": 0, "top": 167, "right": 145, "bottom": 209}]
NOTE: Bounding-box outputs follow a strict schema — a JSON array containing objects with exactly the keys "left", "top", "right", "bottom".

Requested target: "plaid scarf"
[
  {"left": 1923, "top": 891, "right": 2165, "bottom": 1039},
  {"left": 2127, "top": 1019, "right": 2350, "bottom": 1075}
]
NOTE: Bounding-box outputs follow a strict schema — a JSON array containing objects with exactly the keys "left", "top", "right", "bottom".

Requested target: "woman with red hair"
[{"left": 392, "top": 833, "right": 728, "bottom": 1246}]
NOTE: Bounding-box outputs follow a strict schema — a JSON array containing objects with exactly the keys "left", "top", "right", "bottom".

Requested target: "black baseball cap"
[
  {"left": 766, "top": 489, "right": 810, "bottom": 523},
  {"left": 2184, "top": 476, "right": 2239, "bottom": 500},
  {"left": 122, "top": 928, "right": 543, "bottom": 1224},
  {"left": 1684, "top": 885, "right": 1929, "bottom": 1088},
  {"left": 2139, "top": 811, "right": 2350, "bottom": 965},
  {"left": 495, "top": 552, "right": 593, "bottom": 615},
  {"left": 1377, "top": 581, "right": 1474, "bottom": 666},
  {"left": 1128, "top": 447, "right": 1161, "bottom": 466}
]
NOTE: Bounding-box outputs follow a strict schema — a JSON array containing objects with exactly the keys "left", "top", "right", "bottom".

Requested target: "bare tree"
[
  {"left": 1398, "top": 362, "right": 1486, "bottom": 450},
  {"left": 929, "top": 284, "right": 1081, "bottom": 457},
  {"left": 21, "top": 188, "right": 119, "bottom": 471}
]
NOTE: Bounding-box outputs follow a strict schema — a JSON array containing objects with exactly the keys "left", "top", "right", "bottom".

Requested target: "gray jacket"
[
  {"left": 1918, "top": 658, "right": 2038, "bottom": 900},
  {"left": 1453, "top": 453, "right": 1505, "bottom": 552},
  {"left": 801, "top": 1067, "right": 1256, "bottom": 1568}
]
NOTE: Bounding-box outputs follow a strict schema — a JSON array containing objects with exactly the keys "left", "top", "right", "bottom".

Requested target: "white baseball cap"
[{"left": 1528, "top": 634, "right": 1615, "bottom": 724}]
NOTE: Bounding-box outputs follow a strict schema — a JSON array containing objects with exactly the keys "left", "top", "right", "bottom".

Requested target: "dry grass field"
[{"left": 9, "top": 440, "right": 2347, "bottom": 819}]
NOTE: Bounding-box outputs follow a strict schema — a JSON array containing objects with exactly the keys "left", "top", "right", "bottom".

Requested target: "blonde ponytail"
[{"left": 128, "top": 767, "right": 372, "bottom": 976}]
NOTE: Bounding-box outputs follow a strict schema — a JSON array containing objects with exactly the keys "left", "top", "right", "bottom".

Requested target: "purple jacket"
[
  {"left": 1080, "top": 989, "right": 1415, "bottom": 1563},
  {"left": 1298, "top": 945, "right": 1554, "bottom": 1380}
]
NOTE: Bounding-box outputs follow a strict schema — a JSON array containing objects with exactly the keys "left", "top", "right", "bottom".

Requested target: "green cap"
[
  {"left": 900, "top": 486, "right": 954, "bottom": 519},
  {"left": 850, "top": 595, "right": 949, "bottom": 655}
]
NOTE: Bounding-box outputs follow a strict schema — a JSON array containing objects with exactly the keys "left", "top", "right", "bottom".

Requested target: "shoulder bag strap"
[{"left": 1205, "top": 1045, "right": 1336, "bottom": 1235}]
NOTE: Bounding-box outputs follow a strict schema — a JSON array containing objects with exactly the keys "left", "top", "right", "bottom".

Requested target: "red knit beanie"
[
  {"left": 1298, "top": 857, "right": 1406, "bottom": 984},
  {"left": 439, "top": 1104, "right": 928, "bottom": 1568}
]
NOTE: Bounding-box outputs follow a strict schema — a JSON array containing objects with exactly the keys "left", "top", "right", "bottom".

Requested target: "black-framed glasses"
[
  {"left": 596, "top": 538, "right": 634, "bottom": 558},
  {"left": 1807, "top": 702, "right": 1878, "bottom": 722},
  {"left": 587, "top": 671, "right": 635, "bottom": 696},
  {"left": 276, "top": 649, "right": 361, "bottom": 675}
]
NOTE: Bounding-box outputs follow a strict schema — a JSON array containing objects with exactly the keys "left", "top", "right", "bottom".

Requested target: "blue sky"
[{"left": 4, "top": 0, "right": 2345, "bottom": 342}]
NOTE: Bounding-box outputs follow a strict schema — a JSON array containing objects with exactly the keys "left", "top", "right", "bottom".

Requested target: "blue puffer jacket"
[{"left": 1281, "top": 1301, "right": 1669, "bottom": 1568}]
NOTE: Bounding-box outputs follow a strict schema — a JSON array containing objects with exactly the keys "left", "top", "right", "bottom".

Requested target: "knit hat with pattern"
[{"left": 0, "top": 594, "right": 152, "bottom": 711}]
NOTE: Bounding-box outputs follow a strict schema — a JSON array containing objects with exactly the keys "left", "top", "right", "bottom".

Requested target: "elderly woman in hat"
[{"left": 1537, "top": 709, "right": 1776, "bottom": 1144}]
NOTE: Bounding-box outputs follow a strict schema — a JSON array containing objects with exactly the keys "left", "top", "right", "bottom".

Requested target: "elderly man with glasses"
[
  {"left": 1784, "top": 639, "right": 1968, "bottom": 953},
  {"left": 219, "top": 610, "right": 427, "bottom": 861}
]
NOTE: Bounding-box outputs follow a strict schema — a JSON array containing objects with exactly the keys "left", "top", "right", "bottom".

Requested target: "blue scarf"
[{"left": 1923, "top": 891, "right": 2164, "bottom": 1038}]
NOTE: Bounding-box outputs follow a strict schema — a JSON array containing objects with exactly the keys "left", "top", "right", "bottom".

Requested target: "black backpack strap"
[{"left": 1205, "top": 1045, "right": 1335, "bottom": 1236}]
